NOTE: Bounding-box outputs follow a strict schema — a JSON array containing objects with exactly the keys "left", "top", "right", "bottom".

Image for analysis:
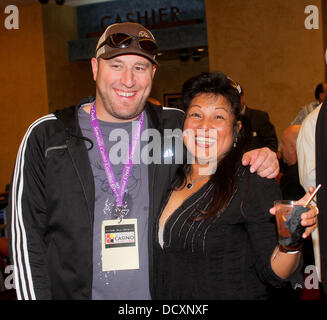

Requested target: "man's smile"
[{"left": 115, "top": 89, "right": 136, "bottom": 98}]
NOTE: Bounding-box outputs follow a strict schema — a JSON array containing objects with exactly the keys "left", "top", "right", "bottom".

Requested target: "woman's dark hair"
[{"left": 175, "top": 71, "right": 251, "bottom": 220}]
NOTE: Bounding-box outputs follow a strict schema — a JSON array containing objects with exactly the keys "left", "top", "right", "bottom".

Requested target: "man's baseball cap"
[{"left": 95, "top": 22, "right": 158, "bottom": 66}]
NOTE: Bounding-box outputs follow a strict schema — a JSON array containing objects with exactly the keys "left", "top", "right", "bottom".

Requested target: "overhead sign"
[{"left": 68, "top": 0, "right": 207, "bottom": 61}]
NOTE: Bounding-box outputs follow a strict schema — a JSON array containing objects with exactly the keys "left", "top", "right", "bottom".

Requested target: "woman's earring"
[{"left": 233, "top": 137, "right": 238, "bottom": 148}]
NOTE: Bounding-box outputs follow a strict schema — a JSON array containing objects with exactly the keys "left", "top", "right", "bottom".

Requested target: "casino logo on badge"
[
  {"left": 104, "top": 224, "right": 136, "bottom": 248},
  {"left": 105, "top": 233, "right": 115, "bottom": 244}
]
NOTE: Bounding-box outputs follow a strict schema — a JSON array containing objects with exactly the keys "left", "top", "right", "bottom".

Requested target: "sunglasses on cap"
[{"left": 97, "top": 32, "right": 158, "bottom": 56}]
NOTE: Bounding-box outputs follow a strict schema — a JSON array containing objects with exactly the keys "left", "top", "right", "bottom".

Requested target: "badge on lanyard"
[{"left": 102, "top": 219, "right": 139, "bottom": 271}]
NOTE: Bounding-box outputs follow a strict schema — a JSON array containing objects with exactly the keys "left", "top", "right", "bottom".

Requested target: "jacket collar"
[
  {"left": 144, "top": 102, "right": 162, "bottom": 131},
  {"left": 54, "top": 96, "right": 95, "bottom": 137}
]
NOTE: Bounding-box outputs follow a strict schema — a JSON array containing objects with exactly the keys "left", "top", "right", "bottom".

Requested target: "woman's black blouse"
[{"left": 153, "top": 167, "right": 301, "bottom": 300}]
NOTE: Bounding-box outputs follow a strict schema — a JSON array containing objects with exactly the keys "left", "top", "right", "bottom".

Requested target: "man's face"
[{"left": 91, "top": 54, "right": 157, "bottom": 122}]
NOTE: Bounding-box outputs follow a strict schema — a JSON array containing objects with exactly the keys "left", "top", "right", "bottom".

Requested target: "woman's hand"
[
  {"left": 270, "top": 186, "right": 319, "bottom": 239},
  {"left": 294, "top": 186, "right": 319, "bottom": 239}
]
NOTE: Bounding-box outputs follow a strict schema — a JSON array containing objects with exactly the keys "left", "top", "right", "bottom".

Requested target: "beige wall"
[
  {"left": 151, "top": 56, "right": 209, "bottom": 106},
  {"left": 206, "top": 0, "right": 326, "bottom": 139},
  {"left": 0, "top": 2, "right": 48, "bottom": 191},
  {"left": 42, "top": 4, "right": 95, "bottom": 113},
  {"left": 0, "top": 2, "right": 95, "bottom": 190}
]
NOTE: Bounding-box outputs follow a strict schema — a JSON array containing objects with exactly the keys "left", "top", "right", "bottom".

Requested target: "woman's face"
[{"left": 183, "top": 93, "right": 241, "bottom": 165}]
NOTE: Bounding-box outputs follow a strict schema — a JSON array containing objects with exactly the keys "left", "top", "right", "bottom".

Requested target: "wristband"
[{"left": 279, "top": 244, "right": 303, "bottom": 254}]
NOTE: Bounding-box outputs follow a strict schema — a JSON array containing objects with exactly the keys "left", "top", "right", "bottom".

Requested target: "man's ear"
[
  {"left": 319, "top": 92, "right": 325, "bottom": 102},
  {"left": 151, "top": 64, "right": 157, "bottom": 79},
  {"left": 91, "top": 57, "right": 98, "bottom": 81},
  {"left": 235, "top": 121, "right": 242, "bottom": 135}
]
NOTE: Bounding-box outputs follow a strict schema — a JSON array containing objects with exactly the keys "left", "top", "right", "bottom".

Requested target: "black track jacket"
[{"left": 8, "top": 97, "right": 184, "bottom": 299}]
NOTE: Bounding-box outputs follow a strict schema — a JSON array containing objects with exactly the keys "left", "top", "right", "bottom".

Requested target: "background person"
[
  {"left": 298, "top": 98, "right": 327, "bottom": 297},
  {"left": 316, "top": 98, "right": 327, "bottom": 297},
  {"left": 297, "top": 102, "right": 322, "bottom": 290},
  {"left": 291, "top": 82, "right": 327, "bottom": 125},
  {"left": 279, "top": 125, "right": 305, "bottom": 200},
  {"left": 238, "top": 84, "right": 278, "bottom": 152}
]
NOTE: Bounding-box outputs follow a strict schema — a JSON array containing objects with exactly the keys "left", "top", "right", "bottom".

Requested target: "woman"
[{"left": 154, "top": 72, "right": 318, "bottom": 300}]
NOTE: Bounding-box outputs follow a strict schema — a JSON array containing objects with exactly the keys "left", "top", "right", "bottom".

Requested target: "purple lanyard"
[{"left": 90, "top": 102, "right": 144, "bottom": 208}]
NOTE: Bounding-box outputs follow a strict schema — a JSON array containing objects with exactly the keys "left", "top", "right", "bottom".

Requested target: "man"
[
  {"left": 8, "top": 22, "right": 279, "bottom": 300},
  {"left": 291, "top": 82, "right": 327, "bottom": 125},
  {"left": 280, "top": 125, "right": 316, "bottom": 299},
  {"left": 315, "top": 98, "right": 327, "bottom": 296},
  {"left": 297, "top": 102, "right": 324, "bottom": 295},
  {"left": 279, "top": 125, "right": 305, "bottom": 200},
  {"left": 239, "top": 85, "right": 278, "bottom": 152}
]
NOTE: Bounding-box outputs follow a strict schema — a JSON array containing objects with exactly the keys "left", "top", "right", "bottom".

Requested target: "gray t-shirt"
[{"left": 78, "top": 106, "right": 150, "bottom": 300}]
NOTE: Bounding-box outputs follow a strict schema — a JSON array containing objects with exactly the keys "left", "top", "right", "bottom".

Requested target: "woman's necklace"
[{"left": 186, "top": 175, "right": 209, "bottom": 190}]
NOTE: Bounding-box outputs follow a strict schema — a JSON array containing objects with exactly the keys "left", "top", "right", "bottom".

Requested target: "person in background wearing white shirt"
[
  {"left": 297, "top": 102, "right": 326, "bottom": 298},
  {"left": 292, "top": 83, "right": 327, "bottom": 125}
]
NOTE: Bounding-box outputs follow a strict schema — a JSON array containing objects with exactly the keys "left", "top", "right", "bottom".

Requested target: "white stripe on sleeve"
[{"left": 11, "top": 114, "right": 56, "bottom": 300}]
